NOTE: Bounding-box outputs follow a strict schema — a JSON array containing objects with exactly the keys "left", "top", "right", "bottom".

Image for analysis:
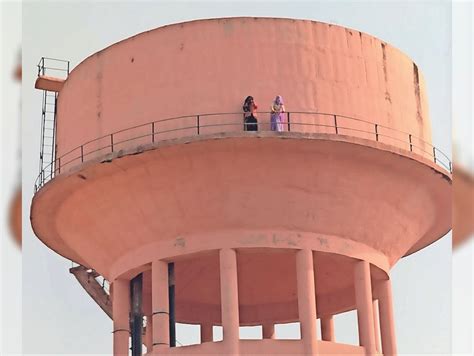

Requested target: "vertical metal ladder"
[
  {"left": 39, "top": 90, "right": 58, "bottom": 182},
  {"left": 36, "top": 57, "right": 70, "bottom": 186}
]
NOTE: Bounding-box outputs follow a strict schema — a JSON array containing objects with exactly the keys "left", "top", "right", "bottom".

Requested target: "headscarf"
[
  {"left": 274, "top": 95, "right": 283, "bottom": 105},
  {"left": 243, "top": 96, "right": 254, "bottom": 112}
]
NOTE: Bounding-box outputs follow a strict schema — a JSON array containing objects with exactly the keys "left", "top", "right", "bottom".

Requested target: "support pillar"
[
  {"left": 378, "top": 279, "right": 397, "bottom": 356},
  {"left": 321, "top": 316, "right": 335, "bottom": 342},
  {"left": 373, "top": 300, "right": 381, "bottom": 353},
  {"left": 152, "top": 260, "right": 170, "bottom": 353},
  {"left": 354, "top": 260, "right": 377, "bottom": 355},
  {"left": 262, "top": 323, "right": 275, "bottom": 339},
  {"left": 113, "top": 278, "right": 130, "bottom": 356},
  {"left": 201, "top": 323, "right": 213, "bottom": 343},
  {"left": 219, "top": 248, "right": 240, "bottom": 354},
  {"left": 296, "top": 249, "right": 318, "bottom": 354}
]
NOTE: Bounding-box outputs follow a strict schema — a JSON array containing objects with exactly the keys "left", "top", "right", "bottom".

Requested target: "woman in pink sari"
[{"left": 270, "top": 95, "right": 285, "bottom": 132}]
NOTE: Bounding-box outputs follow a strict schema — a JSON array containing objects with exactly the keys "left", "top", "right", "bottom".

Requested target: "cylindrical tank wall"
[{"left": 55, "top": 17, "right": 432, "bottom": 162}]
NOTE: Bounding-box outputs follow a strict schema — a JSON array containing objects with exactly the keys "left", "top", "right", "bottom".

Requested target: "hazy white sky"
[{"left": 11, "top": 0, "right": 469, "bottom": 355}]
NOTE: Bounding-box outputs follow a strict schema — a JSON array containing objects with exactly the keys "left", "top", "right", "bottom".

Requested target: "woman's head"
[{"left": 275, "top": 95, "right": 283, "bottom": 105}]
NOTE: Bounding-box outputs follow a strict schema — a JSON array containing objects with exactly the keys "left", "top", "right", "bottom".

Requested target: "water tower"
[{"left": 31, "top": 18, "right": 451, "bottom": 355}]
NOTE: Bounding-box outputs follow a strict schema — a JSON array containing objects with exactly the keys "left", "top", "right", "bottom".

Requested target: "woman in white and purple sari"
[{"left": 270, "top": 95, "right": 285, "bottom": 132}]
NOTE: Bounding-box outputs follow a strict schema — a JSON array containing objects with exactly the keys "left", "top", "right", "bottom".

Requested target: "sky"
[{"left": 3, "top": 0, "right": 468, "bottom": 354}]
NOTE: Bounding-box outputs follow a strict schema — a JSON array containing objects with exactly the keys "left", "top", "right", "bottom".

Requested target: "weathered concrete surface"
[
  {"left": 31, "top": 135, "right": 450, "bottom": 326},
  {"left": 54, "top": 17, "right": 433, "bottom": 163}
]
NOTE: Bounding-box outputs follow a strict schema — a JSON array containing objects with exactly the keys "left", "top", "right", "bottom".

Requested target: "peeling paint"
[
  {"left": 413, "top": 63, "right": 423, "bottom": 122},
  {"left": 174, "top": 237, "right": 185, "bottom": 248},
  {"left": 317, "top": 236, "right": 329, "bottom": 248},
  {"left": 381, "top": 43, "right": 392, "bottom": 106}
]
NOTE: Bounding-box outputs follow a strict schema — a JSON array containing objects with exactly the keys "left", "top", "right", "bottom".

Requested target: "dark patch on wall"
[
  {"left": 96, "top": 70, "right": 103, "bottom": 120},
  {"left": 131, "top": 57, "right": 134, "bottom": 63},
  {"left": 413, "top": 63, "right": 423, "bottom": 122},
  {"left": 381, "top": 43, "right": 391, "bottom": 103},
  {"left": 77, "top": 174, "right": 87, "bottom": 180},
  {"left": 179, "top": 43, "right": 184, "bottom": 51}
]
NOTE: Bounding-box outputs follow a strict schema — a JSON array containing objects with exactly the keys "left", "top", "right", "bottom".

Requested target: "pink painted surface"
[
  {"left": 54, "top": 17, "right": 433, "bottom": 166},
  {"left": 35, "top": 76, "right": 64, "bottom": 92},
  {"left": 146, "top": 339, "right": 365, "bottom": 355},
  {"left": 31, "top": 135, "right": 450, "bottom": 326}
]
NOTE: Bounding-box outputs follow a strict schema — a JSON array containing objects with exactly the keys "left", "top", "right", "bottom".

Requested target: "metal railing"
[
  {"left": 34, "top": 111, "right": 452, "bottom": 192},
  {"left": 37, "top": 57, "right": 70, "bottom": 78}
]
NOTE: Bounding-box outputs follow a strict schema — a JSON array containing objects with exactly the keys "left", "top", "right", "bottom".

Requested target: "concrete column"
[
  {"left": 296, "top": 249, "right": 318, "bottom": 354},
  {"left": 321, "top": 316, "right": 335, "bottom": 342},
  {"left": 112, "top": 278, "right": 130, "bottom": 356},
  {"left": 152, "top": 260, "right": 170, "bottom": 353},
  {"left": 373, "top": 300, "right": 381, "bottom": 353},
  {"left": 201, "top": 323, "right": 213, "bottom": 343},
  {"left": 354, "top": 260, "right": 377, "bottom": 355},
  {"left": 378, "top": 279, "right": 397, "bottom": 356},
  {"left": 262, "top": 323, "right": 275, "bottom": 339},
  {"left": 219, "top": 248, "right": 240, "bottom": 353}
]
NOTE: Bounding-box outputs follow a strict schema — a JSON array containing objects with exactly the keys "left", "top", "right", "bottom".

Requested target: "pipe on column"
[
  {"left": 144, "top": 318, "right": 153, "bottom": 353},
  {"left": 296, "top": 249, "right": 318, "bottom": 354},
  {"left": 142, "top": 278, "right": 153, "bottom": 352},
  {"left": 262, "top": 323, "right": 275, "bottom": 339},
  {"left": 354, "top": 260, "right": 377, "bottom": 355},
  {"left": 378, "top": 279, "right": 397, "bottom": 356},
  {"left": 130, "top": 274, "right": 143, "bottom": 356},
  {"left": 112, "top": 278, "right": 130, "bottom": 356},
  {"left": 152, "top": 260, "right": 170, "bottom": 353},
  {"left": 321, "top": 316, "right": 335, "bottom": 342},
  {"left": 168, "top": 263, "right": 176, "bottom": 347},
  {"left": 373, "top": 300, "right": 382, "bottom": 353},
  {"left": 201, "top": 323, "right": 213, "bottom": 343},
  {"left": 219, "top": 248, "right": 240, "bottom": 354}
]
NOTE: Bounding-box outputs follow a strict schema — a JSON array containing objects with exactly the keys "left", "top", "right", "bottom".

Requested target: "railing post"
[
  {"left": 152, "top": 122, "right": 155, "bottom": 143},
  {"left": 334, "top": 115, "right": 338, "bottom": 134},
  {"left": 287, "top": 112, "right": 291, "bottom": 132},
  {"left": 375, "top": 124, "right": 379, "bottom": 142},
  {"left": 111, "top": 134, "right": 114, "bottom": 153},
  {"left": 58, "top": 157, "right": 61, "bottom": 174},
  {"left": 81, "top": 145, "right": 84, "bottom": 163},
  {"left": 197, "top": 115, "right": 200, "bottom": 135},
  {"left": 433, "top": 147, "right": 437, "bottom": 163},
  {"left": 409, "top": 134, "right": 413, "bottom": 152}
]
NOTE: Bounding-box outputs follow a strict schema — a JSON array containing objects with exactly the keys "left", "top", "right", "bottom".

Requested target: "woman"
[
  {"left": 243, "top": 96, "right": 258, "bottom": 132},
  {"left": 270, "top": 95, "right": 285, "bottom": 132}
]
